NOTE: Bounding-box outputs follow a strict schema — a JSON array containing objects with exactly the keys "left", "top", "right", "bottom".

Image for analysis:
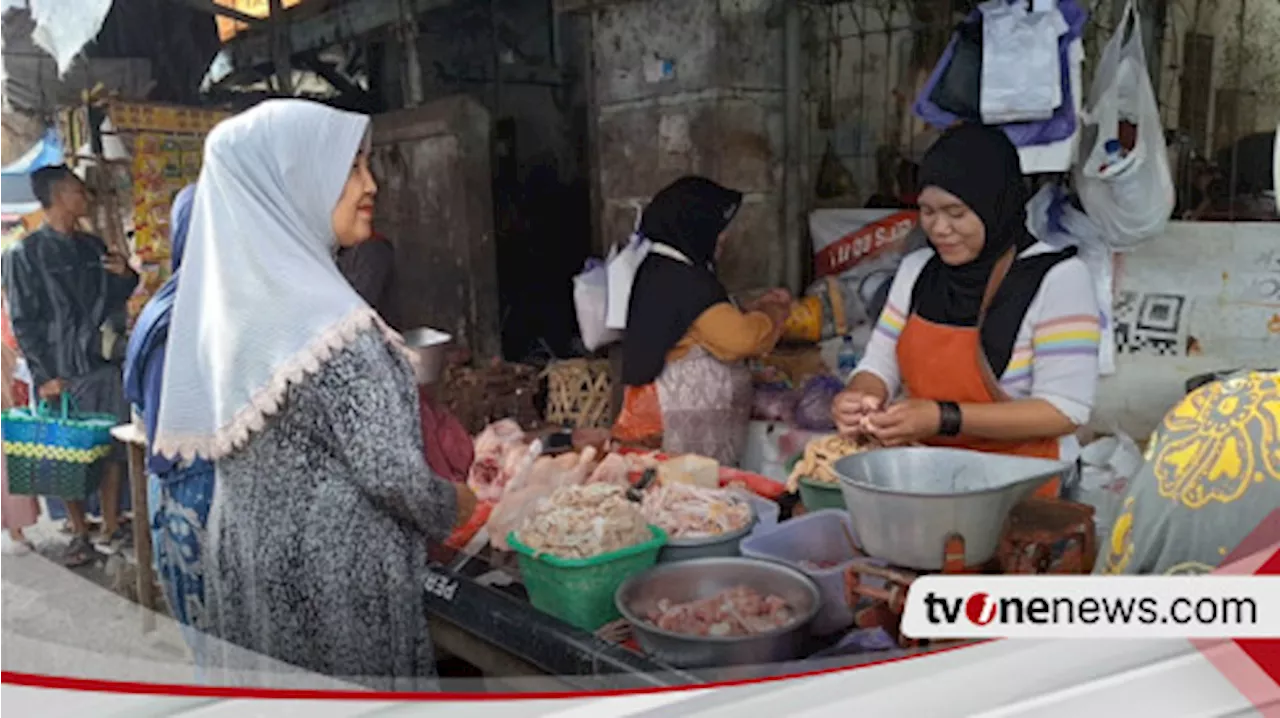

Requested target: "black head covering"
[
  {"left": 621, "top": 176, "right": 743, "bottom": 386},
  {"left": 911, "top": 124, "right": 1077, "bottom": 376}
]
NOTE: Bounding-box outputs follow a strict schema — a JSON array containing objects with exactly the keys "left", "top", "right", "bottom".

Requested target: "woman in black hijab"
[
  {"left": 614, "top": 176, "right": 791, "bottom": 465},
  {"left": 833, "top": 125, "right": 1101, "bottom": 499}
]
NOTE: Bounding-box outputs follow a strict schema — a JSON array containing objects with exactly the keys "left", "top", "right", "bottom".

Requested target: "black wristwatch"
[{"left": 937, "top": 401, "right": 963, "bottom": 437}]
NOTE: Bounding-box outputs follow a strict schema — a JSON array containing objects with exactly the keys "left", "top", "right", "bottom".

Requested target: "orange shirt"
[{"left": 667, "top": 302, "right": 780, "bottom": 364}]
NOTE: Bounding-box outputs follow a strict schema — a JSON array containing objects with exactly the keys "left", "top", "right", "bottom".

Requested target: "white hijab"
[{"left": 153, "top": 99, "right": 402, "bottom": 462}]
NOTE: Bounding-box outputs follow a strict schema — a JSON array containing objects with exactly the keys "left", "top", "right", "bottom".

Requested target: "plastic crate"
[
  {"left": 508, "top": 525, "right": 668, "bottom": 632},
  {"left": 740, "top": 509, "right": 885, "bottom": 636}
]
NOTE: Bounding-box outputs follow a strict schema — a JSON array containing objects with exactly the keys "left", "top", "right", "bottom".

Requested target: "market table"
[
  {"left": 419, "top": 529, "right": 924, "bottom": 690},
  {"left": 422, "top": 541, "right": 701, "bottom": 690},
  {"left": 110, "top": 423, "right": 157, "bottom": 633}
]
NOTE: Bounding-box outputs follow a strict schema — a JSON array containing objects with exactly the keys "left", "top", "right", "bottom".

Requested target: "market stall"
[
  {"left": 419, "top": 403, "right": 1097, "bottom": 684},
  {"left": 58, "top": 100, "right": 231, "bottom": 321}
]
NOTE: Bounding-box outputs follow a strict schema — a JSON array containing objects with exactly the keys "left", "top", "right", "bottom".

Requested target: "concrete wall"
[
  {"left": 589, "top": 0, "right": 787, "bottom": 292},
  {"left": 1093, "top": 221, "right": 1280, "bottom": 440},
  {"left": 370, "top": 96, "right": 501, "bottom": 359},
  {"left": 405, "top": 0, "right": 587, "bottom": 185},
  {"left": 1156, "top": 0, "right": 1280, "bottom": 151}
]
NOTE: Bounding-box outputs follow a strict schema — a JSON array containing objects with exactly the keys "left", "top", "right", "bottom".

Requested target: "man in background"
[
  {"left": 2, "top": 165, "right": 138, "bottom": 566},
  {"left": 336, "top": 230, "right": 395, "bottom": 322}
]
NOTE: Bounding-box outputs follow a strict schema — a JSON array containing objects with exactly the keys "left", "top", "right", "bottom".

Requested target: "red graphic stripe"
[{"left": 1, "top": 642, "right": 985, "bottom": 701}]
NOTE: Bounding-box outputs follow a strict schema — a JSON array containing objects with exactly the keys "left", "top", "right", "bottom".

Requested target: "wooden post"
[
  {"left": 112, "top": 424, "right": 157, "bottom": 633},
  {"left": 399, "top": 0, "right": 425, "bottom": 107},
  {"left": 270, "top": 0, "right": 294, "bottom": 95}
]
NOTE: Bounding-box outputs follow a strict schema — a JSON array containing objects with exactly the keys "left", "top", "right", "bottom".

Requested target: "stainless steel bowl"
[
  {"left": 833, "top": 447, "right": 1068, "bottom": 570},
  {"left": 657, "top": 502, "right": 757, "bottom": 564},
  {"left": 402, "top": 327, "right": 451, "bottom": 385},
  {"left": 615, "top": 557, "right": 820, "bottom": 668}
]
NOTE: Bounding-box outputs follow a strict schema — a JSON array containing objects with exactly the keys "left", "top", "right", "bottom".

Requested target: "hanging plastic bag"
[
  {"left": 979, "top": 0, "right": 1068, "bottom": 125},
  {"left": 1026, "top": 184, "right": 1116, "bottom": 375},
  {"left": 572, "top": 257, "right": 621, "bottom": 351},
  {"left": 917, "top": 0, "right": 1088, "bottom": 148},
  {"left": 604, "top": 201, "right": 651, "bottom": 331},
  {"left": 1073, "top": 0, "right": 1173, "bottom": 249},
  {"left": 926, "top": 18, "right": 984, "bottom": 121}
]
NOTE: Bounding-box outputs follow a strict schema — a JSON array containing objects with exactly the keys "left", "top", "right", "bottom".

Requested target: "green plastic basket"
[
  {"left": 797, "top": 477, "right": 848, "bottom": 511},
  {"left": 508, "top": 525, "right": 668, "bottom": 632},
  {"left": 784, "top": 454, "right": 849, "bottom": 511}
]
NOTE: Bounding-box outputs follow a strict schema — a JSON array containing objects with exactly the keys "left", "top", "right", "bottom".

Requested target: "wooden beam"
[
  {"left": 163, "top": 0, "right": 267, "bottom": 26},
  {"left": 224, "top": 0, "right": 454, "bottom": 70},
  {"left": 269, "top": 0, "right": 295, "bottom": 94},
  {"left": 552, "top": 0, "right": 644, "bottom": 13}
]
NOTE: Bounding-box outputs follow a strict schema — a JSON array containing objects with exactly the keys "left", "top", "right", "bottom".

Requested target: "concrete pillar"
[{"left": 589, "top": 0, "right": 788, "bottom": 293}]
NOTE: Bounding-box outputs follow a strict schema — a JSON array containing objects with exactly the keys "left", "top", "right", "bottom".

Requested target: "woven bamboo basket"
[
  {"left": 437, "top": 361, "right": 542, "bottom": 435},
  {"left": 543, "top": 358, "right": 613, "bottom": 429}
]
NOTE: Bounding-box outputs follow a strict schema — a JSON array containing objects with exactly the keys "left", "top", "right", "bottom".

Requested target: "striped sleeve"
[
  {"left": 1027, "top": 259, "right": 1102, "bottom": 426},
  {"left": 852, "top": 249, "right": 931, "bottom": 397}
]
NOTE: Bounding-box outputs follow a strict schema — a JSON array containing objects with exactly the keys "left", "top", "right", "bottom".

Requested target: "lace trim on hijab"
[{"left": 151, "top": 307, "right": 417, "bottom": 463}]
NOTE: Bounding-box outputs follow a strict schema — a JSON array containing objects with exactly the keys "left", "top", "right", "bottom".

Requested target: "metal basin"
[
  {"left": 615, "top": 557, "right": 820, "bottom": 668},
  {"left": 402, "top": 327, "right": 451, "bottom": 385},
  {"left": 657, "top": 502, "right": 757, "bottom": 564},
  {"left": 833, "top": 447, "right": 1068, "bottom": 570}
]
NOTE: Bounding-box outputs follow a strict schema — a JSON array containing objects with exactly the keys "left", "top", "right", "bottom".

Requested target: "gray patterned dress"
[{"left": 203, "top": 328, "right": 458, "bottom": 690}]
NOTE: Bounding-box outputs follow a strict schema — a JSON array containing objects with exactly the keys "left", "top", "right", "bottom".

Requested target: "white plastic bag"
[
  {"left": 1026, "top": 184, "right": 1116, "bottom": 375},
  {"left": 1018, "top": 39, "right": 1085, "bottom": 174},
  {"left": 1072, "top": 428, "right": 1143, "bottom": 546},
  {"left": 1073, "top": 0, "right": 1174, "bottom": 249},
  {"left": 604, "top": 202, "right": 651, "bottom": 331},
  {"left": 573, "top": 258, "right": 621, "bottom": 351},
  {"left": 979, "top": 0, "right": 1067, "bottom": 124}
]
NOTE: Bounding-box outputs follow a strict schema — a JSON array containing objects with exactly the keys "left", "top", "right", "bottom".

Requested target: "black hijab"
[
  {"left": 621, "top": 176, "right": 743, "bottom": 386},
  {"left": 911, "top": 124, "right": 1077, "bottom": 376}
]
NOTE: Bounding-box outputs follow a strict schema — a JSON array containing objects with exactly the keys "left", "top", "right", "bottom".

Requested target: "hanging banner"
[
  {"left": 809, "top": 209, "right": 920, "bottom": 280},
  {"left": 126, "top": 132, "right": 205, "bottom": 322},
  {"left": 109, "top": 102, "right": 230, "bottom": 135}
]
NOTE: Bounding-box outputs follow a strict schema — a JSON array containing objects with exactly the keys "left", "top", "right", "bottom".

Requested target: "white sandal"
[{"left": 2, "top": 536, "right": 33, "bottom": 556}]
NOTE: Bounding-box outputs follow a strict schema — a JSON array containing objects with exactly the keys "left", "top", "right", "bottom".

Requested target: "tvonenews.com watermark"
[{"left": 899, "top": 576, "right": 1280, "bottom": 639}]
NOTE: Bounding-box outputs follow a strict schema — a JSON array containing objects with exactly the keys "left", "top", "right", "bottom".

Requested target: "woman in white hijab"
[{"left": 154, "top": 99, "right": 475, "bottom": 689}]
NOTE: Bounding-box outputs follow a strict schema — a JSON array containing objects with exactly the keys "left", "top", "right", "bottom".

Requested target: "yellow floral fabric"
[{"left": 1097, "top": 371, "right": 1280, "bottom": 576}]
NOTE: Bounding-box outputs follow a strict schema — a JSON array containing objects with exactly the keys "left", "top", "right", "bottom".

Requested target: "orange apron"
[{"left": 895, "top": 250, "right": 1062, "bottom": 499}]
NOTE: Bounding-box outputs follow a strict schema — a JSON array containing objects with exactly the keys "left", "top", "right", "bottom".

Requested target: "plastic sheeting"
[
  {"left": 0, "top": 130, "right": 63, "bottom": 216},
  {"left": 29, "top": 0, "right": 114, "bottom": 77},
  {"left": 1, "top": 5, "right": 152, "bottom": 114}
]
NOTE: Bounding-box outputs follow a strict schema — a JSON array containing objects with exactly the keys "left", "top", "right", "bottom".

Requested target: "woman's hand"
[
  {"left": 747, "top": 288, "right": 792, "bottom": 314},
  {"left": 832, "top": 389, "right": 883, "bottom": 439},
  {"left": 865, "top": 399, "right": 941, "bottom": 446},
  {"left": 759, "top": 288, "right": 793, "bottom": 307}
]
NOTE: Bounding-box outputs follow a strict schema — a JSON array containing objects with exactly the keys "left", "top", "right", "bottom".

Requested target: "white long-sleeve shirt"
[{"left": 856, "top": 242, "right": 1102, "bottom": 461}]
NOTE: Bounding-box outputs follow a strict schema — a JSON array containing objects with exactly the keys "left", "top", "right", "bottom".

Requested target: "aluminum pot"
[
  {"left": 402, "top": 327, "right": 451, "bottom": 385},
  {"left": 656, "top": 502, "right": 757, "bottom": 564},
  {"left": 615, "top": 557, "right": 820, "bottom": 669},
  {"left": 833, "top": 447, "right": 1068, "bottom": 570}
]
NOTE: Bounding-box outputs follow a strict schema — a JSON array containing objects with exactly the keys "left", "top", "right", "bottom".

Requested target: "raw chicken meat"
[
  {"left": 640, "top": 483, "right": 752, "bottom": 540},
  {"left": 467, "top": 419, "right": 531, "bottom": 502},
  {"left": 647, "top": 586, "right": 794, "bottom": 637},
  {"left": 623, "top": 451, "right": 662, "bottom": 474},
  {"left": 586, "top": 452, "right": 631, "bottom": 487},
  {"left": 515, "top": 482, "right": 651, "bottom": 560},
  {"left": 487, "top": 445, "right": 600, "bottom": 551}
]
